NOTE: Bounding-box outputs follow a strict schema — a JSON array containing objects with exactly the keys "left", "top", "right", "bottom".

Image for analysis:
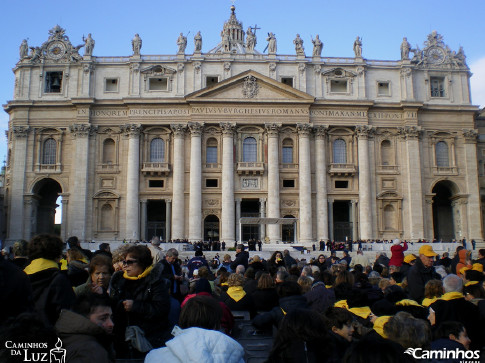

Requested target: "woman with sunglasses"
[{"left": 109, "top": 245, "right": 171, "bottom": 359}]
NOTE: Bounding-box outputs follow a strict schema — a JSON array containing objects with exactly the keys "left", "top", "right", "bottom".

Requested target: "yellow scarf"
[
  {"left": 465, "top": 281, "right": 479, "bottom": 287},
  {"left": 396, "top": 299, "right": 422, "bottom": 307},
  {"left": 334, "top": 300, "right": 349, "bottom": 309},
  {"left": 24, "top": 258, "right": 59, "bottom": 275},
  {"left": 123, "top": 265, "right": 153, "bottom": 280},
  {"left": 325, "top": 285, "right": 333, "bottom": 289},
  {"left": 60, "top": 258, "right": 68, "bottom": 271},
  {"left": 227, "top": 286, "right": 246, "bottom": 302},
  {"left": 373, "top": 316, "right": 391, "bottom": 338},
  {"left": 348, "top": 306, "right": 371, "bottom": 319},
  {"left": 421, "top": 297, "right": 439, "bottom": 307},
  {"left": 221, "top": 282, "right": 228, "bottom": 286},
  {"left": 440, "top": 292, "right": 464, "bottom": 301}
]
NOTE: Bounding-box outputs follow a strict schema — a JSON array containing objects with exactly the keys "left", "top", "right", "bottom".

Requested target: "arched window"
[
  {"left": 333, "top": 139, "right": 347, "bottom": 164},
  {"left": 100, "top": 204, "right": 113, "bottom": 231},
  {"left": 384, "top": 205, "right": 395, "bottom": 230},
  {"left": 381, "top": 140, "right": 391, "bottom": 166},
  {"left": 206, "top": 138, "right": 218, "bottom": 164},
  {"left": 243, "top": 137, "right": 257, "bottom": 162},
  {"left": 43, "top": 138, "right": 57, "bottom": 164},
  {"left": 150, "top": 138, "right": 165, "bottom": 162},
  {"left": 282, "top": 138, "right": 293, "bottom": 164},
  {"left": 436, "top": 141, "right": 449, "bottom": 167},
  {"left": 102, "top": 138, "right": 115, "bottom": 164}
]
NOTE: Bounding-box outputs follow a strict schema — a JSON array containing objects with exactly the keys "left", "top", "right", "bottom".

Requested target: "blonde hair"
[
  {"left": 297, "top": 276, "right": 313, "bottom": 293},
  {"left": 227, "top": 273, "right": 245, "bottom": 287}
]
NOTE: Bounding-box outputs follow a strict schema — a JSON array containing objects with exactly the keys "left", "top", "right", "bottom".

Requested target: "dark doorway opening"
[
  {"left": 432, "top": 182, "right": 455, "bottom": 241},
  {"left": 241, "top": 199, "right": 260, "bottom": 241},
  {"left": 204, "top": 215, "right": 220, "bottom": 241},
  {"left": 282, "top": 215, "right": 295, "bottom": 243},
  {"left": 147, "top": 200, "right": 166, "bottom": 241},
  {"left": 333, "top": 201, "right": 352, "bottom": 242}
]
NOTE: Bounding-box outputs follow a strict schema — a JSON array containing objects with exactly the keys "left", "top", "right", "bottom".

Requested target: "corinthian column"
[
  {"left": 315, "top": 125, "right": 329, "bottom": 241},
  {"left": 123, "top": 124, "right": 142, "bottom": 240},
  {"left": 171, "top": 124, "right": 187, "bottom": 240},
  {"left": 266, "top": 123, "right": 281, "bottom": 242},
  {"left": 188, "top": 122, "right": 203, "bottom": 241},
  {"left": 400, "top": 126, "right": 424, "bottom": 241},
  {"left": 297, "top": 124, "right": 313, "bottom": 243},
  {"left": 356, "top": 125, "right": 373, "bottom": 240},
  {"left": 462, "top": 129, "right": 482, "bottom": 241},
  {"left": 9, "top": 126, "right": 30, "bottom": 240},
  {"left": 220, "top": 123, "right": 236, "bottom": 243},
  {"left": 69, "top": 124, "right": 97, "bottom": 241}
]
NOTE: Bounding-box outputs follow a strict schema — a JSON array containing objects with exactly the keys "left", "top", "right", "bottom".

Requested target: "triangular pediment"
[{"left": 186, "top": 70, "right": 314, "bottom": 103}]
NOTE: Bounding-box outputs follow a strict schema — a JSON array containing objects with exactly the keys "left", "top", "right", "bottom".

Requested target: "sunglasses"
[{"left": 122, "top": 259, "right": 138, "bottom": 266}]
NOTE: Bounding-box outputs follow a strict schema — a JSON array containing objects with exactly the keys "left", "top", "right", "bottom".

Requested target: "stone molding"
[
  {"left": 13, "top": 126, "right": 30, "bottom": 138},
  {"left": 121, "top": 124, "right": 142, "bottom": 136},
  {"left": 462, "top": 129, "right": 478, "bottom": 143},
  {"left": 398, "top": 126, "right": 421, "bottom": 140},
  {"left": 69, "top": 124, "right": 97, "bottom": 137}
]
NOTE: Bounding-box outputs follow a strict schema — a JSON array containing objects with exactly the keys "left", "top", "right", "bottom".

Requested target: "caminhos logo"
[{"left": 404, "top": 347, "right": 480, "bottom": 361}]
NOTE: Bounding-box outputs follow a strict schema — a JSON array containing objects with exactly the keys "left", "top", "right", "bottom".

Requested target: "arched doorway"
[
  {"left": 282, "top": 215, "right": 295, "bottom": 243},
  {"left": 432, "top": 181, "right": 457, "bottom": 241},
  {"left": 204, "top": 215, "right": 220, "bottom": 241},
  {"left": 32, "top": 178, "right": 62, "bottom": 235}
]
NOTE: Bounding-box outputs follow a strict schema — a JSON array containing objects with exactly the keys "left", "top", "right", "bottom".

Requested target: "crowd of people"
[{"left": 1, "top": 234, "right": 484, "bottom": 362}]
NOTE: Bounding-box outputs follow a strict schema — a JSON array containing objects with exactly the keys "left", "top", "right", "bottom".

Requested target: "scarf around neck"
[
  {"left": 123, "top": 265, "right": 153, "bottom": 280},
  {"left": 24, "top": 258, "right": 59, "bottom": 275},
  {"left": 227, "top": 286, "right": 246, "bottom": 302}
]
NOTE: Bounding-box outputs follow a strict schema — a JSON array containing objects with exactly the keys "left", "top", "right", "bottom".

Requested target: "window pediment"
[
  {"left": 94, "top": 191, "right": 120, "bottom": 199},
  {"left": 321, "top": 68, "right": 357, "bottom": 78},
  {"left": 141, "top": 65, "right": 176, "bottom": 76}
]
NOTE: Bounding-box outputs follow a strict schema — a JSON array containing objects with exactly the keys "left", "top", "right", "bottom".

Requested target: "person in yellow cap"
[
  {"left": 400, "top": 253, "right": 416, "bottom": 277},
  {"left": 407, "top": 245, "right": 441, "bottom": 302}
]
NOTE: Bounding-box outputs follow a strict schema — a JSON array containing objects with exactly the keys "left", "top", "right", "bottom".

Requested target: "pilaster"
[
  {"left": 220, "top": 122, "right": 236, "bottom": 243},
  {"left": 266, "top": 123, "right": 281, "bottom": 242},
  {"left": 315, "top": 125, "right": 329, "bottom": 241},
  {"left": 297, "top": 123, "right": 313, "bottom": 243},
  {"left": 188, "top": 122, "right": 203, "bottom": 241},
  {"left": 171, "top": 124, "right": 187, "bottom": 240}
]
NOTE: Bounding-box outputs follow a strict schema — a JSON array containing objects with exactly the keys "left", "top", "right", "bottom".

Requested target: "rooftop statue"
[
  {"left": 246, "top": 27, "right": 256, "bottom": 52},
  {"left": 194, "top": 31, "right": 202, "bottom": 52},
  {"left": 266, "top": 32, "right": 277, "bottom": 54},
  {"left": 83, "top": 33, "right": 95, "bottom": 56},
  {"left": 312, "top": 34, "right": 323, "bottom": 57},
  {"left": 353, "top": 36, "right": 362, "bottom": 57},
  {"left": 177, "top": 33, "right": 187, "bottom": 54},
  {"left": 132, "top": 33, "right": 142, "bottom": 55},
  {"left": 294, "top": 34, "right": 304, "bottom": 56},
  {"left": 19, "top": 39, "right": 28, "bottom": 59},
  {"left": 401, "top": 37, "right": 411, "bottom": 60}
]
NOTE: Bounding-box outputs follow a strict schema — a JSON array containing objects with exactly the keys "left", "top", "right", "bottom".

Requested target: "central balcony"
[
  {"left": 328, "top": 163, "right": 356, "bottom": 176},
  {"left": 141, "top": 162, "right": 171, "bottom": 176},
  {"left": 237, "top": 162, "right": 265, "bottom": 175}
]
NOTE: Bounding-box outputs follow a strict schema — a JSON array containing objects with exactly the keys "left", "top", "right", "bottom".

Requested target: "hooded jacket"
[
  {"left": 55, "top": 309, "right": 114, "bottom": 363},
  {"left": 145, "top": 327, "right": 244, "bottom": 363},
  {"left": 24, "top": 258, "right": 75, "bottom": 327},
  {"left": 389, "top": 242, "right": 408, "bottom": 267},
  {"left": 455, "top": 249, "right": 471, "bottom": 278},
  {"left": 230, "top": 250, "right": 249, "bottom": 270}
]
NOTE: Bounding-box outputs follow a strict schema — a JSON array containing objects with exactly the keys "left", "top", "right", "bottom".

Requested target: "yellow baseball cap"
[
  {"left": 419, "top": 245, "right": 437, "bottom": 257},
  {"left": 404, "top": 254, "right": 416, "bottom": 263}
]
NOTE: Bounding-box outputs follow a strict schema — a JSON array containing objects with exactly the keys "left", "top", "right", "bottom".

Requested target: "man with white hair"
[
  {"left": 429, "top": 274, "right": 481, "bottom": 349},
  {"left": 147, "top": 236, "right": 163, "bottom": 264},
  {"left": 407, "top": 245, "right": 440, "bottom": 302}
]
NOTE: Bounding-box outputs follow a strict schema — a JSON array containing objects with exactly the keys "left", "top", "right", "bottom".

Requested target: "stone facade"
[{"left": 3, "top": 8, "right": 483, "bottom": 246}]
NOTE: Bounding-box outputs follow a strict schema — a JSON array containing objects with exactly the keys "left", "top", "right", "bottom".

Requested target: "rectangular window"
[
  {"left": 330, "top": 80, "right": 347, "bottom": 93},
  {"left": 105, "top": 78, "right": 119, "bottom": 92},
  {"left": 206, "top": 146, "right": 218, "bottom": 163},
  {"left": 281, "top": 77, "right": 293, "bottom": 87},
  {"left": 149, "top": 78, "right": 168, "bottom": 91},
  {"left": 206, "top": 179, "right": 218, "bottom": 188},
  {"left": 377, "top": 82, "right": 390, "bottom": 96},
  {"left": 335, "top": 180, "right": 349, "bottom": 189},
  {"left": 430, "top": 77, "right": 445, "bottom": 97},
  {"left": 282, "top": 147, "right": 293, "bottom": 164},
  {"left": 206, "top": 76, "right": 219, "bottom": 87},
  {"left": 45, "top": 71, "right": 63, "bottom": 93},
  {"left": 149, "top": 180, "right": 164, "bottom": 188},
  {"left": 283, "top": 179, "right": 295, "bottom": 188}
]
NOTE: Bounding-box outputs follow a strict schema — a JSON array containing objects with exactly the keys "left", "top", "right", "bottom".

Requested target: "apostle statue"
[
  {"left": 132, "top": 34, "right": 142, "bottom": 55},
  {"left": 400, "top": 37, "right": 411, "bottom": 60},
  {"left": 194, "top": 31, "right": 202, "bottom": 52},
  {"left": 246, "top": 27, "right": 256, "bottom": 52},
  {"left": 266, "top": 32, "right": 277, "bottom": 54},
  {"left": 353, "top": 36, "right": 362, "bottom": 57},
  {"left": 19, "top": 39, "right": 28, "bottom": 59},
  {"left": 312, "top": 34, "right": 323, "bottom": 57},
  {"left": 177, "top": 33, "right": 187, "bottom": 54},
  {"left": 84, "top": 33, "right": 95, "bottom": 56},
  {"left": 294, "top": 34, "right": 304, "bottom": 56}
]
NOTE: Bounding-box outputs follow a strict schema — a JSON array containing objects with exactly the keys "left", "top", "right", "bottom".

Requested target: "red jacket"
[{"left": 389, "top": 241, "right": 408, "bottom": 267}]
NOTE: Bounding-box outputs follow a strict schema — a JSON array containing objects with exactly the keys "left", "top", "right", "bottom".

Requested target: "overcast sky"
[{"left": 1, "top": 0, "right": 485, "bottom": 164}]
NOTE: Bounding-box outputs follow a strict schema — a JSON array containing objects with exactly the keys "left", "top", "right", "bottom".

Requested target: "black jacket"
[
  {"left": 305, "top": 282, "right": 336, "bottom": 314},
  {"left": 110, "top": 263, "right": 171, "bottom": 352},
  {"left": 407, "top": 258, "right": 440, "bottom": 302},
  {"left": 252, "top": 294, "right": 308, "bottom": 329},
  {"left": 27, "top": 266, "right": 75, "bottom": 327},
  {"left": 251, "top": 288, "right": 279, "bottom": 312},
  {"left": 230, "top": 250, "right": 249, "bottom": 270}
]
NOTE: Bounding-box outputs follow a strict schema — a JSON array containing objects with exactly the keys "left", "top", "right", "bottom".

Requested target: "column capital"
[
  {"left": 220, "top": 122, "right": 235, "bottom": 135},
  {"left": 165, "top": 198, "right": 172, "bottom": 203},
  {"left": 398, "top": 125, "right": 421, "bottom": 140},
  {"left": 351, "top": 200, "right": 358, "bottom": 205},
  {"left": 171, "top": 123, "right": 187, "bottom": 137},
  {"left": 314, "top": 125, "right": 329, "bottom": 138},
  {"left": 188, "top": 122, "right": 204, "bottom": 136},
  {"left": 462, "top": 129, "right": 478, "bottom": 144},
  {"left": 235, "top": 198, "right": 242, "bottom": 203},
  {"left": 259, "top": 197, "right": 267, "bottom": 203},
  {"left": 265, "top": 123, "right": 281, "bottom": 136},
  {"left": 121, "top": 124, "right": 142, "bottom": 137},
  {"left": 355, "top": 125, "right": 374, "bottom": 139},
  {"left": 12, "top": 126, "right": 30, "bottom": 138},
  {"left": 297, "top": 123, "right": 313, "bottom": 136},
  {"left": 69, "top": 123, "right": 98, "bottom": 138}
]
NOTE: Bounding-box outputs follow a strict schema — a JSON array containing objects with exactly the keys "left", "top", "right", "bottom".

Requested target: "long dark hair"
[{"left": 267, "top": 308, "right": 330, "bottom": 363}]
